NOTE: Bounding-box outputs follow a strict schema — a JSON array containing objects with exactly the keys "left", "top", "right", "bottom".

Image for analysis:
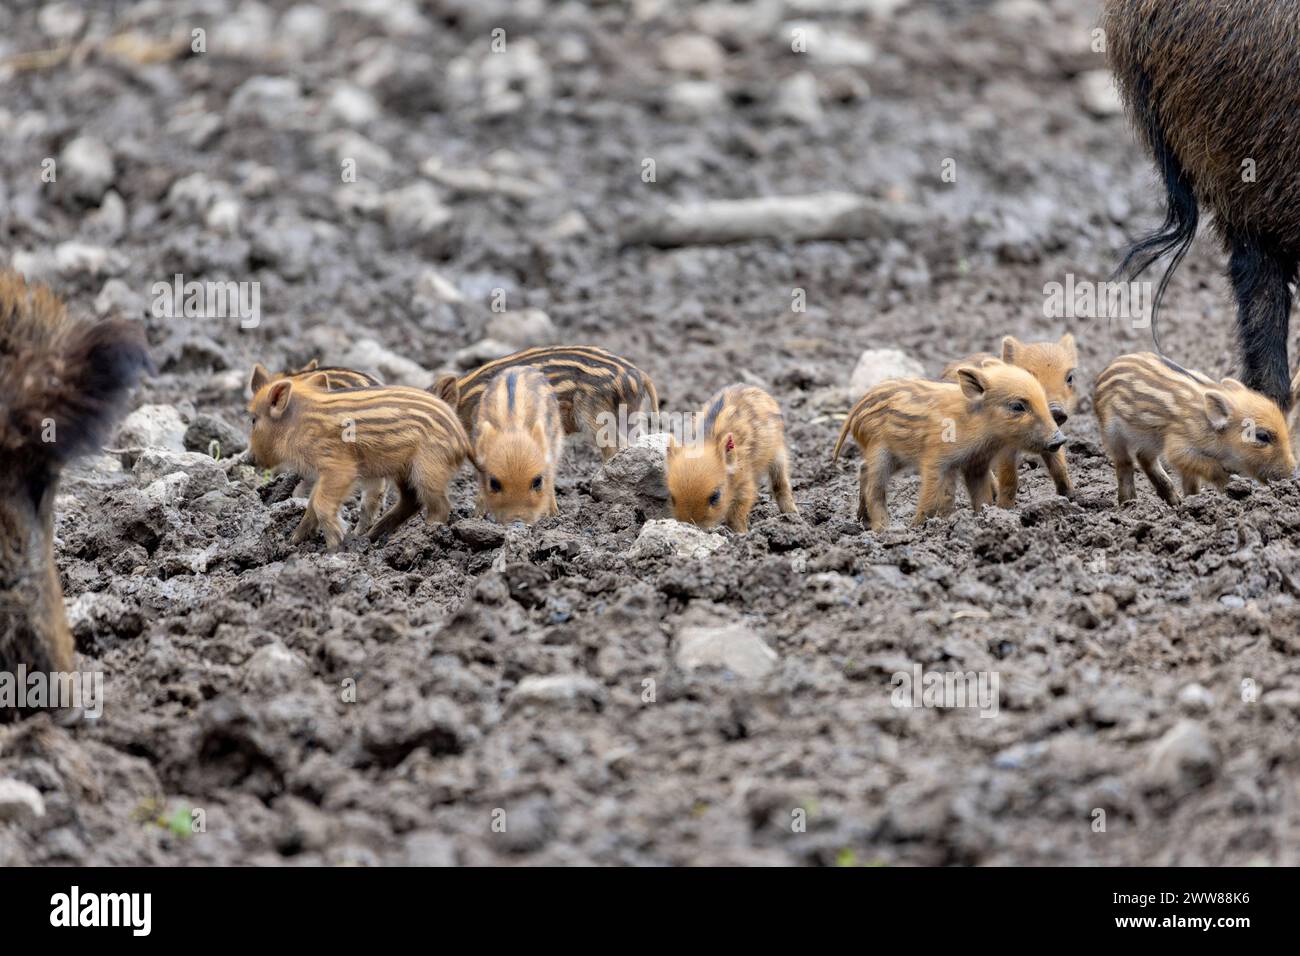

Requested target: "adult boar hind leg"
[{"left": 1230, "top": 235, "right": 1299, "bottom": 412}]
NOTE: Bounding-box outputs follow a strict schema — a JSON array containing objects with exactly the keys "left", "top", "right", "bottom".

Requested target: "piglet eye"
[
  {"left": 1256, "top": 429, "right": 1273, "bottom": 445},
  {"left": 489, "top": 476, "right": 502, "bottom": 493},
  {"left": 708, "top": 489, "right": 721, "bottom": 507},
  {"left": 1065, "top": 371, "right": 1076, "bottom": 387},
  {"left": 1008, "top": 401, "right": 1027, "bottom": 414},
  {"left": 530, "top": 475, "right": 543, "bottom": 491}
]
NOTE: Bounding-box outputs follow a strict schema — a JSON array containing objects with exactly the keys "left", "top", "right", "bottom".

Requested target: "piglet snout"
[
  {"left": 1049, "top": 403, "right": 1069, "bottom": 426},
  {"left": 1045, "top": 430, "right": 1066, "bottom": 453}
]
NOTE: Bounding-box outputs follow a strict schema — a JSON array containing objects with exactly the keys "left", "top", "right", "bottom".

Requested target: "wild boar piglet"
[
  {"left": 1094, "top": 352, "right": 1295, "bottom": 505},
  {"left": 472, "top": 367, "right": 564, "bottom": 525},
  {"left": 445, "top": 346, "right": 658, "bottom": 461},
  {"left": 665, "top": 384, "right": 797, "bottom": 533},
  {"left": 834, "top": 360, "right": 1065, "bottom": 530},
  {"left": 942, "top": 333, "right": 1079, "bottom": 505},
  {"left": 247, "top": 375, "right": 469, "bottom": 549}
]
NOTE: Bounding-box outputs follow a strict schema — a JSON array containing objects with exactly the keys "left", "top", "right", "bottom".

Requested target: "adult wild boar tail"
[{"left": 1108, "top": 63, "right": 1199, "bottom": 360}]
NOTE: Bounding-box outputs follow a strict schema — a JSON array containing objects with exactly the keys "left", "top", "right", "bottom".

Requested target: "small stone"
[
  {"left": 591, "top": 441, "right": 669, "bottom": 515},
  {"left": 0, "top": 779, "right": 45, "bottom": 824},
  {"left": 1143, "top": 720, "right": 1219, "bottom": 795},
  {"left": 326, "top": 83, "right": 380, "bottom": 126},
  {"left": 116, "top": 404, "right": 188, "bottom": 458},
  {"left": 403, "top": 830, "right": 457, "bottom": 866},
  {"left": 59, "top": 136, "right": 114, "bottom": 203},
  {"left": 508, "top": 674, "right": 605, "bottom": 711},
  {"left": 849, "top": 348, "right": 926, "bottom": 396},
  {"left": 666, "top": 80, "right": 728, "bottom": 118},
  {"left": 784, "top": 21, "right": 875, "bottom": 66},
  {"left": 415, "top": 268, "right": 464, "bottom": 304},
  {"left": 229, "top": 75, "right": 305, "bottom": 125},
  {"left": 455, "top": 338, "right": 516, "bottom": 369},
  {"left": 184, "top": 414, "right": 248, "bottom": 456},
  {"left": 341, "top": 338, "right": 431, "bottom": 387},
  {"left": 133, "top": 449, "right": 229, "bottom": 498},
  {"left": 244, "top": 642, "right": 309, "bottom": 693},
  {"left": 383, "top": 182, "right": 451, "bottom": 240},
  {"left": 1176, "top": 683, "right": 1214, "bottom": 715},
  {"left": 627, "top": 519, "right": 726, "bottom": 561},
  {"left": 676, "top": 622, "right": 777, "bottom": 679},
  {"left": 660, "top": 33, "right": 728, "bottom": 77},
  {"left": 485, "top": 308, "right": 557, "bottom": 348},
  {"left": 280, "top": 4, "right": 331, "bottom": 53},
  {"left": 772, "top": 72, "right": 823, "bottom": 126},
  {"left": 38, "top": 2, "right": 85, "bottom": 39},
  {"left": 454, "top": 518, "right": 508, "bottom": 551},
  {"left": 1079, "top": 69, "right": 1123, "bottom": 117},
  {"left": 94, "top": 278, "right": 144, "bottom": 318}
]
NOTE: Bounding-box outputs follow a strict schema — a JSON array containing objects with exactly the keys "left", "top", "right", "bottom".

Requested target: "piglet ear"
[
  {"left": 721, "top": 432, "right": 737, "bottom": 469},
  {"left": 303, "top": 372, "right": 330, "bottom": 389},
  {"left": 267, "top": 380, "right": 293, "bottom": 419},
  {"left": 1204, "top": 390, "right": 1231, "bottom": 431},
  {"left": 1221, "top": 377, "right": 1247, "bottom": 392},
  {"left": 430, "top": 373, "right": 460, "bottom": 407},
  {"left": 1058, "top": 332, "right": 1077, "bottom": 360},
  {"left": 249, "top": 363, "right": 271, "bottom": 395},
  {"left": 1001, "top": 336, "right": 1022, "bottom": 363},
  {"left": 299, "top": 358, "right": 319, "bottom": 372},
  {"left": 956, "top": 366, "right": 987, "bottom": 400}
]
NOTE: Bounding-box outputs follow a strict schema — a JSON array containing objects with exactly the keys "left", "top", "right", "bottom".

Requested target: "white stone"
[
  {"left": 117, "top": 404, "right": 187, "bottom": 453},
  {"left": 1079, "top": 69, "right": 1123, "bottom": 117},
  {"left": 485, "top": 308, "right": 557, "bottom": 348},
  {"left": 341, "top": 338, "right": 431, "bottom": 387},
  {"left": 849, "top": 348, "right": 926, "bottom": 396},
  {"left": 59, "top": 136, "right": 114, "bottom": 202},
  {"left": 676, "top": 623, "right": 777, "bottom": 679},
  {"left": 0, "top": 779, "right": 45, "bottom": 824},
  {"left": 660, "top": 33, "right": 728, "bottom": 76},
  {"left": 627, "top": 519, "right": 726, "bottom": 561}
]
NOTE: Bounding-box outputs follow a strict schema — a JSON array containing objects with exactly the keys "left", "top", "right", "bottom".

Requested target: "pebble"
[
  {"left": 485, "top": 308, "right": 557, "bottom": 348},
  {"left": 0, "top": 779, "right": 45, "bottom": 824},
  {"left": 675, "top": 622, "right": 777, "bottom": 679},
  {"left": 626, "top": 519, "right": 725, "bottom": 561},
  {"left": 59, "top": 136, "right": 115, "bottom": 203},
  {"left": 849, "top": 348, "right": 926, "bottom": 396}
]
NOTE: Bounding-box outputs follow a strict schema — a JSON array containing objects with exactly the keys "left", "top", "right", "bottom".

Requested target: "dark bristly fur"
[
  {"left": 1104, "top": 0, "right": 1300, "bottom": 411},
  {"left": 0, "top": 271, "right": 149, "bottom": 717}
]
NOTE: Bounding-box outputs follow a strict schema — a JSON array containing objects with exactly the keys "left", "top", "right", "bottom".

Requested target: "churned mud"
[{"left": 2, "top": 0, "right": 1299, "bottom": 865}]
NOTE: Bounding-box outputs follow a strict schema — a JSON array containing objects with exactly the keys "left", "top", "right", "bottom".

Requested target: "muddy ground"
[{"left": 2, "top": 0, "right": 1299, "bottom": 866}]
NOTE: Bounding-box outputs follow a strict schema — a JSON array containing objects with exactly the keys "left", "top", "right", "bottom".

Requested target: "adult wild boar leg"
[{"left": 1230, "top": 236, "right": 1298, "bottom": 412}]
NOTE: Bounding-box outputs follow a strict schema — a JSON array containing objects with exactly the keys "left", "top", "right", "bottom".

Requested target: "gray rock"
[
  {"left": 454, "top": 519, "right": 508, "bottom": 551},
  {"left": 509, "top": 674, "right": 606, "bottom": 711},
  {"left": 849, "top": 348, "right": 926, "bottom": 396},
  {"left": 59, "top": 136, "right": 114, "bottom": 203},
  {"left": 591, "top": 440, "right": 669, "bottom": 515},
  {"left": 784, "top": 21, "right": 875, "bottom": 66},
  {"left": 485, "top": 308, "right": 557, "bottom": 348},
  {"left": 1143, "top": 720, "right": 1220, "bottom": 794},
  {"left": 1177, "top": 683, "right": 1214, "bottom": 715},
  {"left": 244, "top": 642, "right": 309, "bottom": 694},
  {"left": 676, "top": 622, "right": 777, "bottom": 679},
  {"left": 403, "top": 830, "right": 457, "bottom": 866},
  {"left": 116, "top": 404, "right": 188, "bottom": 458},
  {"left": 341, "top": 338, "right": 430, "bottom": 387},
  {"left": 0, "top": 779, "right": 45, "bottom": 824},
  {"left": 383, "top": 182, "right": 452, "bottom": 239},
  {"left": 133, "top": 449, "right": 229, "bottom": 498},
  {"left": 325, "top": 83, "right": 380, "bottom": 127},
  {"left": 660, "top": 33, "right": 728, "bottom": 76},
  {"left": 94, "top": 278, "right": 145, "bottom": 318},
  {"left": 415, "top": 268, "right": 464, "bottom": 304},
  {"left": 455, "top": 338, "right": 516, "bottom": 369},
  {"left": 280, "top": 4, "right": 331, "bottom": 53},
  {"left": 229, "top": 76, "right": 305, "bottom": 125},
  {"left": 1078, "top": 69, "right": 1123, "bottom": 118},
  {"left": 772, "top": 72, "right": 823, "bottom": 126},
  {"left": 626, "top": 519, "right": 725, "bottom": 561},
  {"left": 666, "top": 80, "right": 728, "bottom": 119},
  {"left": 185, "top": 414, "right": 248, "bottom": 457}
]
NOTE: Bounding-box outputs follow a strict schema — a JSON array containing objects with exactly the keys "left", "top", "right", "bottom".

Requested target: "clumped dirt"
[{"left": 2, "top": 0, "right": 1299, "bottom": 866}]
